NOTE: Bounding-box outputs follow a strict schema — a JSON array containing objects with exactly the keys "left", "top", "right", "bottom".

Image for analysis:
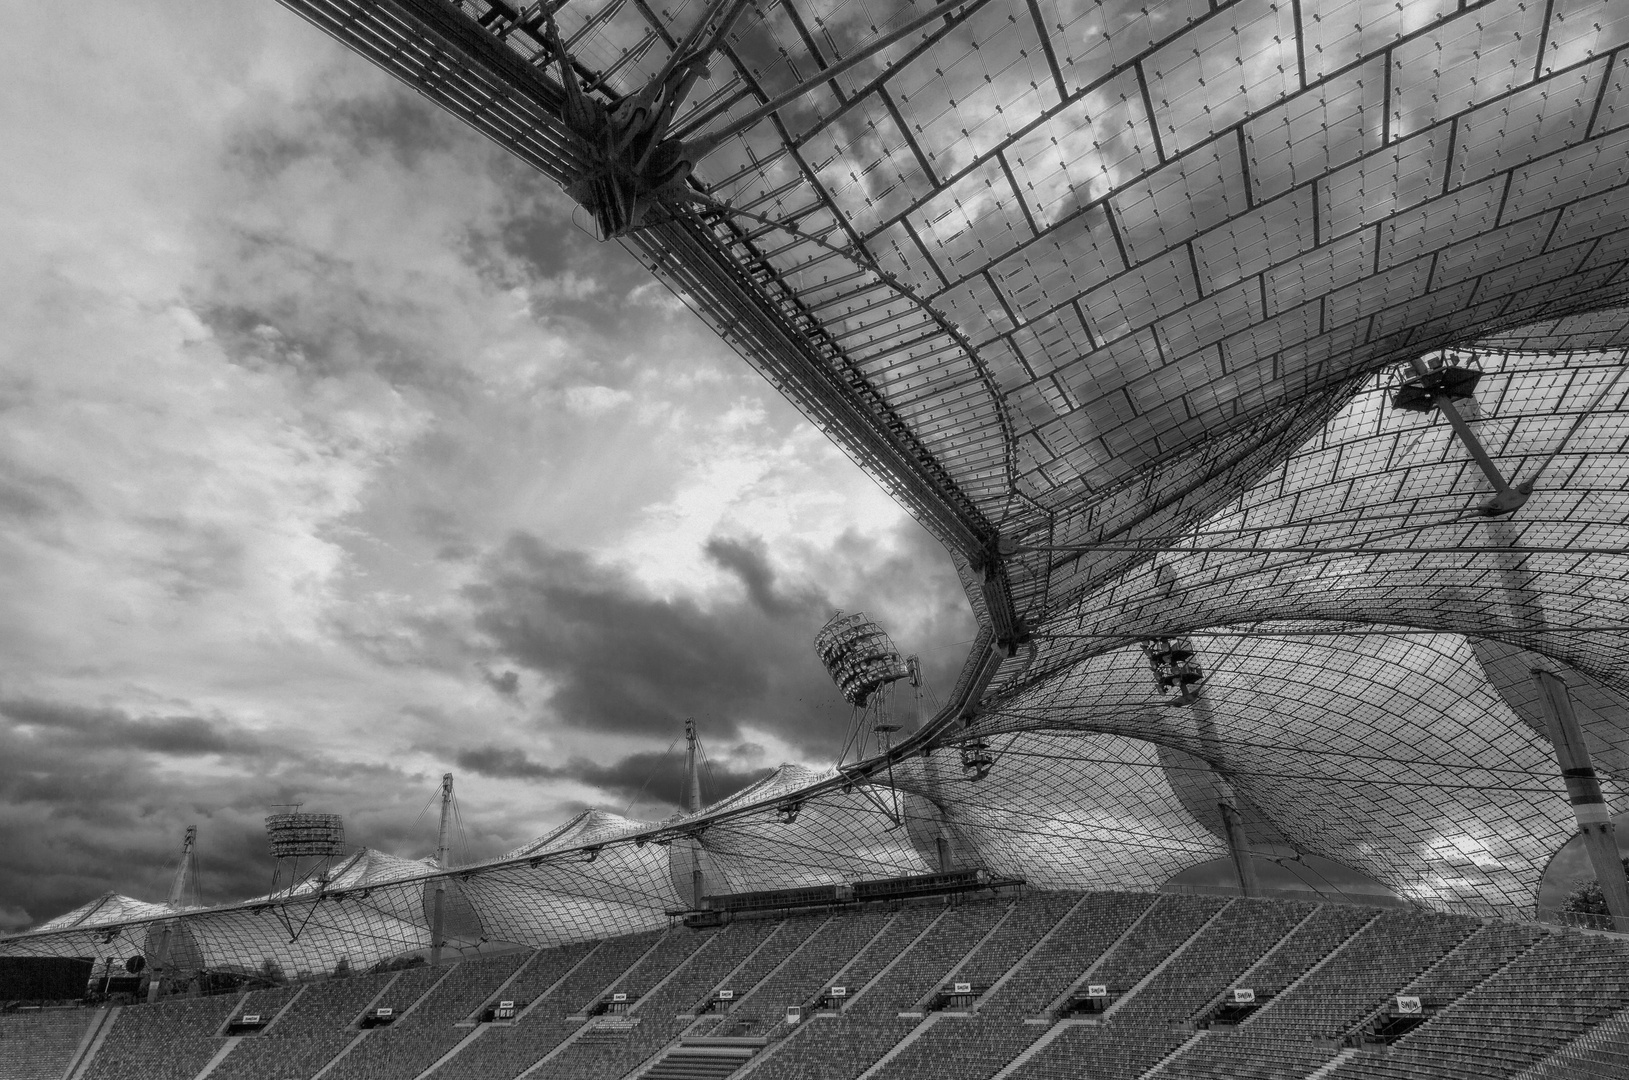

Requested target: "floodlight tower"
[
  {"left": 265, "top": 807, "right": 346, "bottom": 895},
  {"left": 430, "top": 772, "right": 453, "bottom": 966},
  {"left": 816, "top": 611, "right": 919, "bottom": 764},
  {"left": 147, "top": 825, "right": 198, "bottom": 1003}
]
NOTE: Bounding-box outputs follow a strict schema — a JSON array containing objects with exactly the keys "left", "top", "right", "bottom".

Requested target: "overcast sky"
[{"left": 0, "top": 0, "right": 977, "bottom": 930}]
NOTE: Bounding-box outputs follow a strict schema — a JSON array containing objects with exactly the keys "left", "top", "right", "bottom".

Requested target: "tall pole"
[
  {"left": 431, "top": 773, "right": 453, "bottom": 967},
  {"left": 148, "top": 825, "right": 196, "bottom": 1003},
  {"left": 685, "top": 720, "right": 706, "bottom": 906},
  {"left": 1531, "top": 670, "right": 1629, "bottom": 930},
  {"left": 1213, "top": 790, "right": 1262, "bottom": 899}
]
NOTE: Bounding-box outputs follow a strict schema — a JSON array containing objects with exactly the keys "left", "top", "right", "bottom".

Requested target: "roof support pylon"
[
  {"left": 430, "top": 772, "right": 453, "bottom": 966},
  {"left": 1531, "top": 669, "right": 1629, "bottom": 932},
  {"left": 147, "top": 825, "right": 197, "bottom": 1003}
]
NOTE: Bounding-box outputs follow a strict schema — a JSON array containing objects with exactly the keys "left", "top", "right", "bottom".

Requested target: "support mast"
[
  {"left": 148, "top": 825, "right": 197, "bottom": 1003},
  {"left": 1531, "top": 670, "right": 1629, "bottom": 930},
  {"left": 685, "top": 720, "right": 706, "bottom": 905},
  {"left": 430, "top": 772, "right": 453, "bottom": 967}
]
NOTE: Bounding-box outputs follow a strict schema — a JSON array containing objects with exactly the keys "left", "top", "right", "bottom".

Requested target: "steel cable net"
[{"left": 12, "top": 0, "right": 1629, "bottom": 964}]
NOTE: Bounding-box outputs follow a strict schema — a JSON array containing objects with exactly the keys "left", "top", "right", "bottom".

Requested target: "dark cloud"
[
  {"left": 0, "top": 698, "right": 502, "bottom": 933},
  {"left": 464, "top": 525, "right": 973, "bottom": 755},
  {"left": 0, "top": 698, "right": 265, "bottom": 758},
  {"left": 454, "top": 745, "right": 773, "bottom": 817}
]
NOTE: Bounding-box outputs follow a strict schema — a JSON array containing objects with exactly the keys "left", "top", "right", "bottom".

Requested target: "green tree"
[{"left": 1560, "top": 856, "right": 1629, "bottom": 916}]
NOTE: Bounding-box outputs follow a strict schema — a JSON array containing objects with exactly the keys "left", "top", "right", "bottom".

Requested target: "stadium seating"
[
  {"left": 321, "top": 951, "right": 526, "bottom": 1080},
  {"left": 0, "top": 1008, "right": 97, "bottom": 1080},
  {"left": 1083, "top": 894, "right": 1229, "bottom": 1002},
  {"left": 526, "top": 921, "right": 781, "bottom": 1080},
  {"left": 977, "top": 892, "right": 1155, "bottom": 1018},
  {"left": 1230, "top": 902, "right": 1378, "bottom": 999},
  {"left": 80, "top": 993, "right": 243, "bottom": 1080},
  {"left": 1111, "top": 898, "right": 1312, "bottom": 1025},
  {"left": 1521, "top": 1005, "right": 1629, "bottom": 1080},
  {"left": 695, "top": 915, "right": 825, "bottom": 1018},
  {"left": 749, "top": 1017, "right": 918, "bottom": 1080},
  {"left": 425, "top": 931, "right": 663, "bottom": 1080},
  {"left": 706, "top": 906, "right": 892, "bottom": 1036},
  {"left": 27, "top": 892, "right": 1629, "bottom": 1080},
  {"left": 1011, "top": 1021, "right": 1194, "bottom": 1080},
  {"left": 1153, "top": 1030, "right": 1339, "bottom": 1079},
  {"left": 1245, "top": 909, "right": 1477, "bottom": 1038},
  {"left": 846, "top": 899, "right": 1006, "bottom": 1016},
  {"left": 948, "top": 893, "right": 1080, "bottom": 991}
]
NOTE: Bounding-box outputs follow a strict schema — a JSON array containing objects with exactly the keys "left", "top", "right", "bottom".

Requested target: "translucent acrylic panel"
[
  {"left": 988, "top": 205, "right": 1122, "bottom": 322},
  {"left": 1078, "top": 248, "right": 1200, "bottom": 344},
  {"left": 1378, "top": 174, "right": 1506, "bottom": 270},
  {"left": 1390, "top": 0, "right": 1546, "bottom": 138},
  {"left": 802, "top": 94, "right": 938, "bottom": 234},
  {"left": 1057, "top": 327, "right": 1163, "bottom": 403},
  {"left": 1593, "top": 52, "right": 1629, "bottom": 136},
  {"left": 1191, "top": 186, "right": 1315, "bottom": 293},
  {"left": 1126, "top": 346, "right": 1226, "bottom": 414},
  {"left": 1322, "top": 256, "right": 1432, "bottom": 332},
  {"left": 1320, "top": 125, "right": 1451, "bottom": 240},
  {"left": 1298, "top": 0, "right": 1453, "bottom": 81},
  {"left": 910, "top": 157, "right": 1033, "bottom": 279},
  {"left": 1262, "top": 229, "right": 1376, "bottom": 317},
  {"left": 1448, "top": 59, "right": 1609, "bottom": 190},
  {"left": 1031, "top": 0, "right": 1208, "bottom": 96},
  {"left": 1112, "top": 136, "right": 1248, "bottom": 264},
  {"left": 938, "top": 272, "right": 1018, "bottom": 344},
  {"left": 1005, "top": 70, "right": 1155, "bottom": 226},
  {"left": 1154, "top": 279, "right": 1263, "bottom": 361},
  {"left": 1501, "top": 125, "right": 1629, "bottom": 224},
  {"left": 1245, "top": 57, "right": 1385, "bottom": 204},
  {"left": 1431, "top": 211, "right": 1560, "bottom": 290},
  {"left": 888, "top": 2, "right": 1055, "bottom": 177},
  {"left": 1541, "top": 0, "right": 1629, "bottom": 74},
  {"left": 1010, "top": 304, "right": 1096, "bottom": 377},
  {"left": 1142, "top": 0, "right": 1300, "bottom": 157}
]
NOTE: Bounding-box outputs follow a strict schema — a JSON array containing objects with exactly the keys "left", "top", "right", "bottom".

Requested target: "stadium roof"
[{"left": 6, "top": 0, "right": 1629, "bottom": 972}]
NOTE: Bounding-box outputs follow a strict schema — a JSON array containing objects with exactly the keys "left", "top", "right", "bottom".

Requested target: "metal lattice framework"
[{"left": 8, "top": 0, "right": 1629, "bottom": 970}]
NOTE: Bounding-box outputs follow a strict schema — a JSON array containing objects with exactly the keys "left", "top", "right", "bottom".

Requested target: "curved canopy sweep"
[{"left": 8, "top": 0, "right": 1629, "bottom": 968}]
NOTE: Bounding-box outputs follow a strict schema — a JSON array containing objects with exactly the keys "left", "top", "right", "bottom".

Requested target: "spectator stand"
[
  {"left": 1030, "top": 895, "right": 1170, "bottom": 1021},
  {"left": 1096, "top": 899, "right": 1238, "bottom": 1020},
  {"left": 1344, "top": 919, "right": 1534, "bottom": 1048},
  {"left": 680, "top": 918, "right": 802, "bottom": 1021},
  {"left": 480, "top": 941, "right": 603, "bottom": 1027},
  {"left": 898, "top": 900, "right": 1018, "bottom": 1016},
  {"left": 1192, "top": 904, "right": 1375, "bottom": 1030}
]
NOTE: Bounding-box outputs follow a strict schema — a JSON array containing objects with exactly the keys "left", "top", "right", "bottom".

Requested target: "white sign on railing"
[
  {"left": 499, "top": 1001, "right": 515, "bottom": 1009},
  {"left": 953, "top": 982, "right": 972, "bottom": 995},
  {"left": 718, "top": 989, "right": 734, "bottom": 1000},
  {"left": 830, "top": 986, "right": 847, "bottom": 997},
  {"left": 612, "top": 993, "right": 628, "bottom": 1002},
  {"left": 1233, "top": 989, "right": 1256, "bottom": 1004},
  {"left": 375, "top": 1008, "right": 394, "bottom": 1018},
  {"left": 241, "top": 1015, "right": 261, "bottom": 1024},
  {"left": 1397, "top": 996, "right": 1422, "bottom": 1015},
  {"left": 1087, "top": 985, "right": 1108, "bottom": 998}
]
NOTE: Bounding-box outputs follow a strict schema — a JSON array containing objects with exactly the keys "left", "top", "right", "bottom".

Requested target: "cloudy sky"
[{"left": 0, "top": 0, "right": 977, "bottom": 930}]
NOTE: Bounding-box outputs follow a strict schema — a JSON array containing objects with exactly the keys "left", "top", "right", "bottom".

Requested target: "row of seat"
[
  {"left": 0, "top": 1008, "right": 97, "bottom": 1080},
  {"left": 81, "top": 993, "right": 245, "bottom": 1080},
  {"left": 1246, "top": 909, "right": 1477, "bottom": 1038},
  {"left": 1112, "top": 897, "right": 1312, "bottom": 1025}
]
